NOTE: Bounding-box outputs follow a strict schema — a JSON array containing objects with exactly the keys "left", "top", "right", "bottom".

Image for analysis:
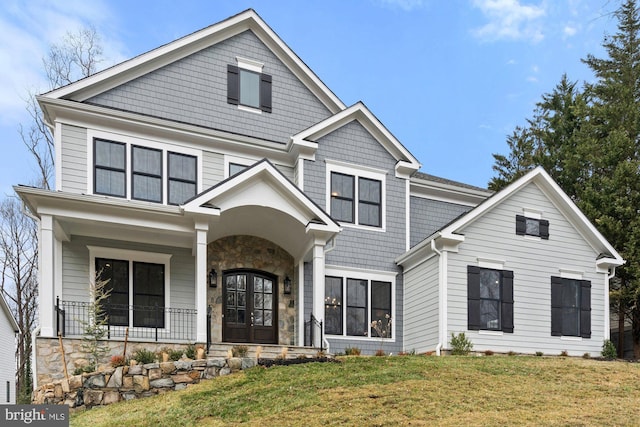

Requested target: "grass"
[{"left": 71, "top": 356, "right": 640, "bottom": 426}]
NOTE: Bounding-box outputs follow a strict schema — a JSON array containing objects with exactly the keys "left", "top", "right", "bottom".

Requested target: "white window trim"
[
  {"left": 324, "top": 266, "right": 396, "bottom": 342},
  {"left": 522, "top": 208, "right": 543, "bottom": 220},
  {"left": 235, "top": 57, "right": 264, "bottom": 115},
  {"left": 88, "top": 246, "right": 172, "bottom": 331},
  {"left": 223, "top": 155, "right": 257, "bottom": 179},
  {"left": 559, "top": 269, "right": 583, "bottom": 280},
  {"left": 477, "top": 258, "right": 505, "bottom": 271},
  {"left": 325, "top": 160, "right": 387, "bottom": 232},
  {"left": 87, "top": 129, "right": 202, "bottom": 204},
  {"left": 478, "top": 330, "right": 504, "bottom": 336}
]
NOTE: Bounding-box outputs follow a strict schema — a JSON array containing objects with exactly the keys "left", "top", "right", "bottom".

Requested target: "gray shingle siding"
[
  {"left": 62, "top": 236, "right": 195, "bottom": 309},
  {"left": 86, "top": 30, "right": 332, "bottom": 143},
  {"left": 60, "top": 124, "right": 87, "bottom": 193},
  {"left": 409, "top": 197, "right": 472, "bottom": 247}
]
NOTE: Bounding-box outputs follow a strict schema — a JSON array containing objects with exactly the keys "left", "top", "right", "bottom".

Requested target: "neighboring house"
[
  {"left": 16, "top": 9, "right": 623, "bottom": 381},
  {"left": 0, "top": 294, "right": 19, "bottom": 404}
]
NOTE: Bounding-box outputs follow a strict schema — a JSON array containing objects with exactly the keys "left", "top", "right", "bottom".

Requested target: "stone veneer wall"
[
  {"left": 35, "top": 337, "right": 192, "bottom": 386},
  {"left": 32, "top": 356, "right": 256, "bottom": 409},
  {"left": 207, "top": 235, "right": 296, "bottom": 345}
]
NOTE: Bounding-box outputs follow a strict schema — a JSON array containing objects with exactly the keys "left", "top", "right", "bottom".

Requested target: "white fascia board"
[
  {"left": 410, "top": 179, "right": 492, "bottom": 207},
  {"left": 42, "top": 10, "right": 345, "bottom": 114},
  {"left": 292, "top": 103, "right": 420, "bottom": 168},
  {"left": 40, "top": 97, "right": 294, "bottom": 165},
  {"left": 395, "top": 233, "right": 438, "bottom": 269}
]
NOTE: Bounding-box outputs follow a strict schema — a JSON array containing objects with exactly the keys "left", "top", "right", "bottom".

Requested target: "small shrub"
[
  {"left": 344, "top": 346, "right": 361, "bottom": 356},
  {"left": 316, "top": 350, "right": 326, "bottom": 358},
  {"left": 508, "top": 351, "right": 517, "bottom": 357},
  {"left": 602, "top": 339, "right": 617, "bottom": 360},
  {"left": 560, "top": 350, "right": 569, "bottom": 357},
  {"left": 132, "top": 348, "right": 156, "bottom": 365},
  {"left": 167, "top": 348, "right": 183, "bottom": 361},
  {"left": 450, "top": 332, "right": 473, "bottom": 356},
  {"left": 484, "top": 350, "right": 494, "bottom": 356},
  {"left": 184, "top": 343, "right": 196, "bottom": 360},
  {"left": 535, "top": 351, "right": 544, "bottom": 357},
  {"left": 582, "top": 352, "right": 591, "bottom": 359},
  {"left": 232, "top": 345, "right": 249, "bottom": 357},
  {"left": 375, "top": 349, "right": 386, "bottom": 357},
  {"left": 110, "top": 355, "right": 126, "bottom": 367},
  {"left": 73, "top": 364, "right": 95, "bottom": 376}
]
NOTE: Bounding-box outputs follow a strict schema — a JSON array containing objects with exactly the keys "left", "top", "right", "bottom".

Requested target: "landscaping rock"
[
  {"left": 102, "top": 391, "right": 120, "bottom": 405},
  {"left": 83, "top": 390, "right": 103, "bottom": 407},
  {"left": 150, "top": 378, "right": 175, "bottom": 388},
  {"left": 219, "top": 367, "right": 231, "bottom": 376},
  {"left": 228, "top": 358, "right": 242, "bottom": 371},
  {"left": 84, "top": 374, "right": 106, "bottom": 389},
  {"left": 241, "top": 358, "right": 256, "bottom": 370},
  {"left": 128, "top": 365, "right": 143, "bottom": 375},
  {"left": 106, "top": 367, "right": 123, "bottom": 388},
  {"left": 207, "top": 358, "right": 225, "bottom": 368},
  {"left": 160, "top": 362, "right": 176, "bottom": 374},
  {"left": 174, "top": 360, "right": 192, "bottom": 371},
  {"left": 171, "top": 373, "right": 194, "bottom": 384},
  {"left": 133, "top": 375, "right": 150, "bottom": 392}
]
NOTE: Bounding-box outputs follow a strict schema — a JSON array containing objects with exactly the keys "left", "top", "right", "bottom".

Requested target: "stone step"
[{"left": 207, "top": 343, "right": 322, "bottom": 359}]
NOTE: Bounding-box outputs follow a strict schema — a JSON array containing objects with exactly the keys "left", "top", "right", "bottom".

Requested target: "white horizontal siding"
[
  {"left": 403, "top": 255, "right": 439, "bottom": 353},
  {"left": 447, "top": 182, "right": 607, "bottom": 356},
  {"left": 62, "top": 237, "right": 194, "bottom": 309},
  {"left": 60, "top": 124, "right": 87, "bottom": 193},
  {"left": 202, "top": 150, "right": 223, "bottom": 190},
  {"left": 0, "top": 307, "right": 16, "bottom": 404},
  {"left": 275, "top": 164, "right": 294, "bottom": 182}
]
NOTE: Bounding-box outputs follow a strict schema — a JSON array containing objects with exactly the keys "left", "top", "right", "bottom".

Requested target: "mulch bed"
[{"left": 257, "top": 357, "right": 341, "bottom": 368}]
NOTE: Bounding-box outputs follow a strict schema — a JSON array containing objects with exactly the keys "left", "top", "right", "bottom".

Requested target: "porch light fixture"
[
  {"left": 284, "top": 276, "right": 292, "bottom": 294},
  {"left": 208, "top": 268, "right": 217, "bottom": 288}
]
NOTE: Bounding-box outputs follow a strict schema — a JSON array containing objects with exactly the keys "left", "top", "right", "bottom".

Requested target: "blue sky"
[{"left": 0, "top": 0, "right": 619, "bottom": 194}]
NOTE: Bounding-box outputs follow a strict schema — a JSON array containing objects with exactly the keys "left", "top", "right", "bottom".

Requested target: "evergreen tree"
[{"left": 489, "top": 0, "right": 640, "bottom": 357}]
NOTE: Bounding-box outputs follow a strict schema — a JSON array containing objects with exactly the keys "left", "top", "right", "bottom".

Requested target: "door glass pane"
[
  {"left": 226, "top": 308, "right": 237, "bottom": 323},
  {"left": 264, "top": 279, "right": 272, "bottom": 294},
  {"left": 255, "top": 309, "right": 263, "bottom": 325},
  {"left": 237, "top": 275, "right": 246, "bottom": 290},
  {"left": 226, "top": 275, "right": 236, "bottom": 290},
  {"left": 226, "top": 292, "right": 236, "bottom": 307},
  {"left": 237, "top": 309, "right": 245, "bottom": 324},
  {"left": 237, "top": 292, "right": 246, "bottom": 307},
  {"left": 254, "top": 293, "right": 263, "bottom": 309},
  {"left": 264, "top": 310, "right": 272, "bottom": 326},
  {"left": 264, "top": 294, "right": 272, "bottom": 309},
  {"left": 254, "top": 277, "right": 263, "bottom": 292}
]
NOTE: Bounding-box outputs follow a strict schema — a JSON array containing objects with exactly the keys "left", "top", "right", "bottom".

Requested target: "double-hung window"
[
  {"left": 551, "top": 276, "right": 591, "bottom": 338},
  {"left": 324, "top": 273, "right": 393, "bottom": 339},
  {"left": 227, "top": 57, "right": 272, "bottom": 113},
  {"left": 327, "top": 162, "right": 385, "bottom": 229},
  {"left": 94, "top": 139, "right": 126, "bottom": 197},
  {"left": 467, "top": 266, "right": 514, "bottom": 333},
  {"left": 92, "top": 137, "right": 198, "bottom": 205},
  {"left": 132, "top": 146, "right": 162, "bottom": 202}
]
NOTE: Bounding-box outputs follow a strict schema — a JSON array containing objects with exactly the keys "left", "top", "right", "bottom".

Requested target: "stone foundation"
[
  {"left": 32, "top": 356, "right": 256, "bottom": 409},
  {"left": 35, "top": 337, "right": 194, "bottom": 386}
]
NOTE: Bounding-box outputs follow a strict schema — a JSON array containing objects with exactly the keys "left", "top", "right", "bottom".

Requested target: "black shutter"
[
  {"left": 515, "top": 215, "right": 526, "bottom": 235},
  {"left": 580, "top": 280, "right": 591, "bottom": 338},
  {"left": 501, "top": 270, "right": 514, "bottom": 333},
  {"left": 227, "top": 65, "right": 239, "bottom": 105},
  {"left": 539, "top": 219, "right": 550, "bottom": 240},
  {"left": 467, "top": 266, "right": 481, "bottom": 330},
  {"left": 550, "top": 276, "right": 563, "bottom": 336},
  {"left": 260, "top": 73, "right": 272, "bottom": 113}
]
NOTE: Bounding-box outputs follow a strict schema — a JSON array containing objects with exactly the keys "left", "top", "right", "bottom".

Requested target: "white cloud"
[
  {"left": 377, "top": 0, "right": 426, "bottom": 11},
  {"left": 506, "top": 59, "right": 517, "bottom": 65},
  {"left": 563, "top": 24, "right": 578, "bottom": 38},
  {"left": 0, "top": 0, "right": 126, "bottom": 125},
  {"left": 471, "top": 0, "right": 546, "bottom": 43}
]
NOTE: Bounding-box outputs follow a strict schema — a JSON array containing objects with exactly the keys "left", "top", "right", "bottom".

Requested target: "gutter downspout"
[{"left": 431, "top": 239, "right": 444, "bottom": 356}]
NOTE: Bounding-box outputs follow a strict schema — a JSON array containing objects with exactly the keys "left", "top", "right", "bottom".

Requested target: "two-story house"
[{"left": 17, "top": 9, "right": 623, "bottom": 384}]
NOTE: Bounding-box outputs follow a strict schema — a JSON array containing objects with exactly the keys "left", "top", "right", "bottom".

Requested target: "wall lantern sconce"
[
  {"left": 284, "top": 276, "right": 292, "bottom": 295},
  {"left": 208, "top": 268, "right": 217, "bottom": 288}
]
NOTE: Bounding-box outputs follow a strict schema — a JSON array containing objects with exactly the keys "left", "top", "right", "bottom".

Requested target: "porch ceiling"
[{"left": 208, "top": 205, "right": 313, "bottom": 261}]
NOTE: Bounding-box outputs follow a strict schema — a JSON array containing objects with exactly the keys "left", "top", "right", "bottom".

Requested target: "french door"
[{"left": 222, "top": 270, "right": 278, "bottom": 344}]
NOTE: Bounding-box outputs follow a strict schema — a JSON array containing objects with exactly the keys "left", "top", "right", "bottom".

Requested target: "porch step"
[{"left": 207, "top": 343, "right": 322, "bottom": 360}]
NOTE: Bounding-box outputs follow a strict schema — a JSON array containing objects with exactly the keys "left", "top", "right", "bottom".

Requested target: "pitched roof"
[
  {"left": 398, "top": 167, "right": 624, "bottom": 268},
  {"left": 42, "top": 9, "right": 345, "bottom": 114}
]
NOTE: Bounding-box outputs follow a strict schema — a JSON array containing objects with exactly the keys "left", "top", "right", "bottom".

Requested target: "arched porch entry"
[{"left": 207, "top": 235, "right": 295, "bottom": 345}]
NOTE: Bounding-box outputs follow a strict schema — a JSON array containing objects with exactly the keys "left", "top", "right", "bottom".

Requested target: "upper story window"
[
  {"left": 516, "top": 214, "right": 549, "bottom": 239},
  {"left": 94, "top": 139, "right": 126, "bottom": 197},
  {"left": 92, "top": 137, "right": 199, "bottom": 205},
  {"left": 467, "top": 265, "right": 514, "bottom": 333},
  {"left": 551, "top": 276, "right": 591, "bottom": 338},
  {"left": 227, "top": 57, "right": 272, "bottom": 113},
  {"left": 327, "top": 161, "right": 386, "bottom": 230}
]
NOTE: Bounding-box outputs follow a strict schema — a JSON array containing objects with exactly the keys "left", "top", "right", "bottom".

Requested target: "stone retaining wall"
[{"left": 32, "top": 357, "right": 256, "bottom": 409}]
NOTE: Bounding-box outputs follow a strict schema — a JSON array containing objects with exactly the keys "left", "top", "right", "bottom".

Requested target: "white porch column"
[
  {"left": 195, "top": 222, "right": 209, "bottom": 343},
  {"left": 39, "top": 214, "right": 55, "bottom": 337},
  {"left": 312, "top": 241, "right": 326, "bottom": 327}
]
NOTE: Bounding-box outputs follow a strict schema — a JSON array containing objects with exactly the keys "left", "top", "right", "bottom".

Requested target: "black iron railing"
[
  {"left": 304, "top": 314, "right": 324, "bottom": 352},
  {"left": 56, "top": 298, "right": 196, "bottom": 342}
]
